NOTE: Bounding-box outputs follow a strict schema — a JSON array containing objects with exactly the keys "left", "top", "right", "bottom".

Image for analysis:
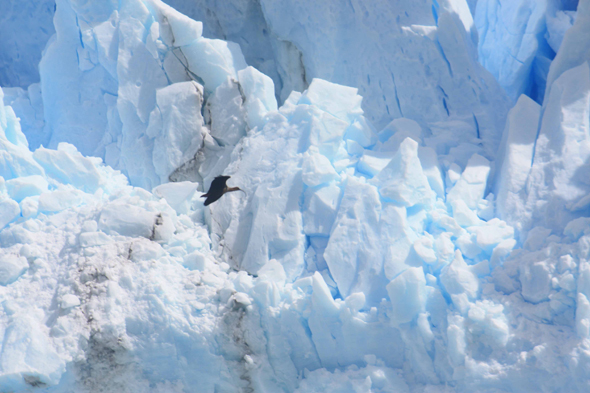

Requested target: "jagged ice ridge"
[{"left": 0, "top": 0, "right": 590, "bottom": 391}]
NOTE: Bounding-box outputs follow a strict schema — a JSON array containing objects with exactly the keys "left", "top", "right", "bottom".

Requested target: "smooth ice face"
[
  {"left": 237, "top": 66, "right": 278, "bottom": 130},
  {"left": 493, "top": 94, "right": 540, "bottom": 229},
  {"left": 146, "top": 81, "right": 206, "bottom": 183}
]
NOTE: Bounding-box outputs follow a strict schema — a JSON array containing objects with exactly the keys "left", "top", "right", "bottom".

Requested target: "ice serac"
[
  {"left": 37, "top": 0, "right": 250, "bottom": 189},
  {"left": 145, "top": 81, "right": 206, "bottom": 184},
  {"left": 446, "top": 153, "right": 490, "bottom": 226},
  {"left": 524, "top": 62, "right": 590, "bottom": 235},
  {"left": 494, "top": 94, "right": 541, "bottom": 231},
  {"left": 324, "top": 177, "right": 383, "bottom": 302}
]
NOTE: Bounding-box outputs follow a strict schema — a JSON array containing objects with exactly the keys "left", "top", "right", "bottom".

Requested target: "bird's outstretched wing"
[{"left": 210, "top": 176, "right": 230, "bottom": 191}]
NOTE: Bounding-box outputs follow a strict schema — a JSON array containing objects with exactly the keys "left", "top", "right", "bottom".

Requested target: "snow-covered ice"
[{"left": 0, "top": 0, "right": 590, "bottom": 391}]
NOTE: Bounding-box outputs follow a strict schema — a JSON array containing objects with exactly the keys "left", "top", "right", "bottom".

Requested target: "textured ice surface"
[
  {"left": 475, "top": 0, "right": 553, "bottom": 102},
  {"left": 0, "top": 0, "right": 55, "bottom": 88},
  {"left": 1, "top": 0, "right": 590, "bottom": 391}
]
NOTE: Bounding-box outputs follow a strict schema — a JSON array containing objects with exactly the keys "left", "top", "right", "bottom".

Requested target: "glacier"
[{"left": 0, "top": 0, "right": 590, "bottom": 391}]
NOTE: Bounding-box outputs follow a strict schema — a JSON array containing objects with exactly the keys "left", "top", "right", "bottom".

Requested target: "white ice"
[{"left": 0, "top": 0, "right": 589, "bottom": 391}]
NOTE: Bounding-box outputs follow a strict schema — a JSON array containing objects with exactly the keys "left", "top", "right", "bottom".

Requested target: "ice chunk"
[
  {"left": 0, "top": 254, "right": 28, "bottom": 285},
  {"left": 230, "top": 165, "right": 305, "bottom": 279},
  {"left": 300, "top": 79, "right": 363, "bottom": 123},
  {"left": 33, "top": 143, "right": 102, "bottom": 193},
  {"left": 149, "top": 0, "right": 203, "bottom": 47},
  {"left": 298, "top": 106, "right": 349, "bottom": 161},
  {"left": 5, "top": 175, "right": 49, "bottom": 202},
  {"left": 207, "top": 77, "right": 248, "bottom": 146},
  {"left": 345, "top": 117, "right": 377, "bottom": 148},
  {"left": 564, "top": 217, "right": 590, "bottom": 241},
  {"left": 38, "top": 189, "right": 83, "bottom": 213},
  {"left": 494, "top": 95, "right": 540, "bottom": 228},
  {"left": 357, "top": 151, "right": 392, "bottom": 178},
  {"left": 447, "top": 315, "right": 466, "bottom": 366},
  {"left": 447, "top": 153, "right": 490, "bottom": 211},
  {"left": 418, "top": 146, "right": 444, "bottom": 198},
  {"left": 344, "top": 292, "right": 366, "bottom": 313},
  {"left": 440, "top": 251, "right": 479, "bottom": 300},
  {"left": 490, "top": 238, "right": 516, "bottom": 267},
  {"left": 146, "top": 81, "right": 207, "bottom": 183},
  {"left": 311, "top": 271, "right": 339, "bottom": 313},
  {"left": 577, "top": 293, "right": 590, "bottom": 338},
  {"left": 301, "top": 146, "right": 339, "bottom": 187},
  {"left": 258, "top": 259, "right": 287, "bottom": 286},
  {"left": 477, "top": 193, "right": 495, "bottom": 221},
  {"left": 371, "top": 138, "right": 434, "bottom": 207},
  {"left": 0, "top": 199, "right": 20, "bottom": 230},
  {"left": 520, "top": 259, "right": 552, "bottom": 304},
  {"left": 60, "top": 294, "right": 81, "bottom": 309},
  {"left": 525, "top": 62, "right": 590, "bottom": 234},
  {"left": 238, "top": 66, "right": 278, "bottom": 130},
  {"left": 183, "top": 38, "right": 248, "bottom": 90},
  {"left": 293, "top": 363, "right": 409, "bottom": 392},
  {"left": 79, "top": 231, "right": 112, "bottom": 248},
  {"left": 152, "top": 181, "right": 199, "bottom": 215},
  {"left": 0, "top": 136, "right": 45, "bottom": 180},
  {"left": 0, "top": 316, "right": 65, "bottom": 390},
  {"left": 324, "top": 178, "right": 383, "bottom": 300},
  {"left": 413, "top": 235, "right": 437, "bottom": 264},
  {"left": 449, "top": 199, "right": 482, "bottom": 227},
  {"left": 20, "top": 197, "right": 39, "bottom": 219},
  {"left": 386, "top": 267, "right": 427, "bottom": 325},
  {"left": 303, "top": 184, "right": 340, "bottom": 236},
  {"left": 98, "top": 203, "right": 158, "bottom": 238},
  {"left": 381, "top": 205, "right": 420, "bottom": 280},
  {"left": 446, "top": 163, "right": 462, "bottom": 187},
  {"left": 130, "top": 240, "right": 166, "bottom": 262},
  {"left": 524, "top": 226, "right": 552, "bottom": 251},
  {"left": 471, "top": 218, "right": 514, "bottom": 253}
]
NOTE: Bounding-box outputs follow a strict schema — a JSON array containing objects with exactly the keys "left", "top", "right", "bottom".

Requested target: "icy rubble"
[{"left": 0, "top": 0, "right": 590, "bottom": 391}]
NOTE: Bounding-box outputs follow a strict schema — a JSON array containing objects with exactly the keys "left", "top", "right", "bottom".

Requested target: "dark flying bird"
[{"left": 201, "top": 175, "right": 244, "bottom": 206}]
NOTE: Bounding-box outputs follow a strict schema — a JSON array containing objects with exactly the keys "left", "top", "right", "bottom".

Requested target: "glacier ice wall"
[
  {"left": 3, "top": 0, "right": 512, "bottom": 165},
  {"left": 0, "top": 0, "right": 55, "bottom": 88},
  {"left": 1, "top": 0, "right": 590, "bottom": 391}
]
